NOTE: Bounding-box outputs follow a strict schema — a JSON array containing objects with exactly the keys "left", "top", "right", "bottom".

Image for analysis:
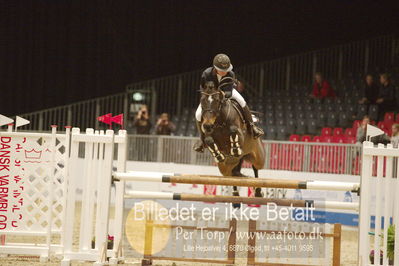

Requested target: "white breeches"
[{"left": 195, "top": 89, "right": 247, "bottom": 121}]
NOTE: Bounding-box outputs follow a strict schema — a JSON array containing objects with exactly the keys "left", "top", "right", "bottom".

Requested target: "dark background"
[{"left": 1, "top": 0, "right": 398, "bottom": 115}]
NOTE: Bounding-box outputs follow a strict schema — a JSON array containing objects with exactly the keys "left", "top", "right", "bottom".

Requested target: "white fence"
[{"left": 0, "top": 127, "right": 69, "bottom": 260}]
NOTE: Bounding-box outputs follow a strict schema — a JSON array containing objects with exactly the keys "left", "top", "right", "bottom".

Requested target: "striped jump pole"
[
  {"left": 114, "top": 172, "right": 360, "bottom": 193},
  {"left": 124, "top": 191, "right": 359, "bottom": 210}
]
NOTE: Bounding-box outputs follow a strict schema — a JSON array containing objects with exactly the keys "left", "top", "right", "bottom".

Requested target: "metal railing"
[
  {"left": 18, "top": 93, "right": 129, "bottom": 131},
  {"left": 127, "top": 135, "right": 362, "bottom": 175},
  {"left": 17, "top": 35, "right": 397, "bottom": 131}
]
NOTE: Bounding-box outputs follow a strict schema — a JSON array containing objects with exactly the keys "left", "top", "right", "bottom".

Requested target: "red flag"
[
  {"left": 111, "top": 114, "right": 124, "bottom": 128},
  {"left": 97, "top": 113, "right": 113, "bottom": 125}
]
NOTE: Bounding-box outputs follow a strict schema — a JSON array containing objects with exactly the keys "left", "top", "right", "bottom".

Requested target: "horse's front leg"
[
  {"left": 204, "top": 136, "right": 225, "bottom": 163},
  {"left": 229, "top": 125, "right": 243, "bottom": 157}
]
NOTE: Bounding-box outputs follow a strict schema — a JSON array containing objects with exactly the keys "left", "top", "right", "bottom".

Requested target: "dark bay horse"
[{"left": 198, "top": 78, "right": 265, "bottom": 206}]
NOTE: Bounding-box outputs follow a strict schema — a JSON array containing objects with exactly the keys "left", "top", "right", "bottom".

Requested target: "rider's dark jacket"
[{"left": 200, "top": 67, "right": 236, "bottom": 93}]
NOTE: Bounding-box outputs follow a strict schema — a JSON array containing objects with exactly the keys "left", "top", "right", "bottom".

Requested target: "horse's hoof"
[
  {"left": 233, "top": 203, "right": 241, "bottom": 209},
  {"left": 230, "top": 147, "right": 242, "bottom": 157},
  {"left": 255, "top": 188, "right": 263, "bottom": 197}
]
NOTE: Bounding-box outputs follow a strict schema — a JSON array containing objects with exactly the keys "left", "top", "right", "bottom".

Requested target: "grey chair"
[
  {"left": 316, "top": 112, "right": 327, "bottom": 127},
  {"left": 296, "top": 120, "right": 306, "bottom": 135},
  {"left": 276, "top": 125, "right": 288, "bottom": 140},
  {"left": 356, "top": 104, "right": 368, "bottom": 120},
  {"left": 326, "top": 112, "right": 338, "bottom": 128},
  {"left": 368, "top": 105, "right": 379, "bottom": 121},
  {"left": 286, "top": 119, "right": 296, "bottom": 135},
  {"left": 265, "top": 125, "right": 277, "bottom": 140},
  {"left": 306, "top": 119, "right": 318, "bottom": 135},
  {"left": 338, "top": 112, "right": 351, "bottom": 128}
]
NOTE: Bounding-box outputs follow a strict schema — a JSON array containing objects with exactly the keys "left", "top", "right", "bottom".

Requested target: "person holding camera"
[
  {"left": 133, "top": 105, "right": 152, "bottom": 134},
  {"left": 155, "top": 113, "right": 176, "bottom": 135}
]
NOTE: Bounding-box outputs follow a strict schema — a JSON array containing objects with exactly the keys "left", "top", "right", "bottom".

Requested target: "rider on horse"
[{"left": 193, "top": 53, "right": 264, "bottom": 152}]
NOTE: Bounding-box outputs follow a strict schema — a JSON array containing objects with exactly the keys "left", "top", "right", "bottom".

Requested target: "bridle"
[
  {"left": 200, "top": 76, "right": 235, "bottom": 123},
  {"left": 200, "top": 90, "right": 225, "bottom": 115}
]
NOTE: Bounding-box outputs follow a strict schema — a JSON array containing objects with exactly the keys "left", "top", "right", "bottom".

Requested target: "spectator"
[
  {"left": 356, "top": 115, "right": 370, "bottom": 143},
  {"left": 133, "top": 105, "right": 152, "bottom": 134},
  {"left": 391, "top": 123, "right": 399, "bottom": 148},
  {"left": 155, "top": 113, "right": 176, "bottom": 135},
  {"left": 359, "top": 74, "right": 379, "bottom": 104},
  {"left": 376, "top": 73, "right": 396, "bottom": 120},
  {"left": 311, "top": 72, "right": 336, "bottom": 99}
]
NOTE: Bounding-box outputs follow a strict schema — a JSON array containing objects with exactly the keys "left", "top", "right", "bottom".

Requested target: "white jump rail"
[
  {"left": 123, "top": 190, "right": 359, "bottom": 210},
  {"left": 113, "top": 171, "right": 361, "bottom": 192}
]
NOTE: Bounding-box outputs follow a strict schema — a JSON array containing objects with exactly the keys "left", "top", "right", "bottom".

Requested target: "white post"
[
  {"left": 373, "top": 144, "right": 384, "bottom": 265},
  {"left": 110, "top": 130, "right": 128, "bottom": 265},
  {"left": 94, "top": 130, "right": 115, "bottom": 265},
  {"left": 358, "top": 141, "right": 373, "bottom": 266},
  {"left": 95, "top": 130, "right": 105, "bottom": 249},
  {"left": 87, "top": 130, "right": 100, "bottom": 251},
  {"left": 61, "top": 128, "right": 81, "bottom": 266},
  {"left": 383, "top": 144, "right": 393, "bottom": 265},
  {"left": 79, "top": 128, "right": 95, "bottom": 251},
  {"left": 60, "top": 126, "right": 71, "bottom": 247},
  {"left": 42, "top": 125, "right": 57, "bottom": 262}
]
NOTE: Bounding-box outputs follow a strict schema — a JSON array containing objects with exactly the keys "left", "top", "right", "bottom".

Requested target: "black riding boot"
[
  {"left": 193, "top": 121, "right": 205, "bottom": 153},
  {"left": 243, "top": 105, "right": 264, "bottom": 138}
]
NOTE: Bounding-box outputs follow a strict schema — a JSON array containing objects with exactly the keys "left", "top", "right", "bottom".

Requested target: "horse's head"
[{"left": 200, "top": 81, "right": 225, "bottom": 133}]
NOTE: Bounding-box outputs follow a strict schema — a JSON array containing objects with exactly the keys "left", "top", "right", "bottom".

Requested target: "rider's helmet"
[{"left": 213, "top": 54, "right": 233, "bottom": 72}]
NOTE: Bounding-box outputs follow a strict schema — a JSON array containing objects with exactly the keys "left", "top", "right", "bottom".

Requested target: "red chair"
[
  {"left": 352, "top": 120, "right": 361, "bottom": 131},
  {"left": 344, "top": 128, "right": 356, "bottom": 137},
  {"left": 312, "top": 136, "right": 322, "bottom": 142},
  {"left": 301, "top": 135, "right": 311, "bottom": 142},
  {"left": 289, "top": 134, "right": 300, "bottom": 141},
  {"left": 332, "top": 136, "right": 345, "bottom": 143},
  {"left": 333, "top": 128, "right": 343, "bottom": 136},
  {"left": 321, "top": 127, "right": 332, "bottom": 136},
  {"left": 377, "top": 121, "right": 387, "bottom": 130},
  {"left": 344, "top": 136, "right": 356, "bottom": 144},
  {"left": 321, "top": 135, "right": 333, "bottom": 143},
  {"left": 384, "top": 112, "right": 395, "bottom": 123}
]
